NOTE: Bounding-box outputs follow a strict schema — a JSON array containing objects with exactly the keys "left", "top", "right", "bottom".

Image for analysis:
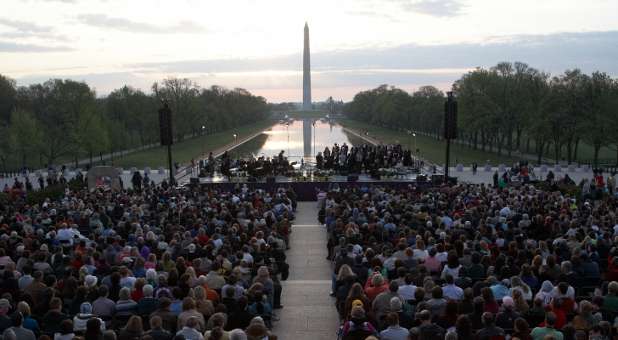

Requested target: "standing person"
[{"left": 131, "top": 171, "right": 142, "bottom": 191}]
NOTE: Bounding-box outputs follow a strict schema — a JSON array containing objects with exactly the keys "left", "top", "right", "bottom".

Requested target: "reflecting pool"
[{"left": 231, "top": 119, "right": 365, "bottom": 162}]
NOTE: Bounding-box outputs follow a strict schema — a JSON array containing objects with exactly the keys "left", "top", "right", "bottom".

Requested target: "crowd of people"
[
  {"left": 0, "top": 180, "right": 298, "bottom": 340},
  {"left": 196, "top": 143, "right": 423, "bottom": 180},
  {"left": 198, "top": 151, "right": 296, "bottom": 179},
  {"left": 316, "top": 144, "right": 422, "bottom": 176},
  {"left": 322, "top": 179, "right": 618, "bottom": 340}
]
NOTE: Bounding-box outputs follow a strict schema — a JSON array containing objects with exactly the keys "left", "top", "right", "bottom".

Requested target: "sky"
[{"left": 1, "top": 0, "right": 618, "bottom": 102}]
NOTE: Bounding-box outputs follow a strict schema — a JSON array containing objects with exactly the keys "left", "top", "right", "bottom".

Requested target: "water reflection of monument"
[{"left": 303, "top": 118, "right": 312, "bottom": 160}]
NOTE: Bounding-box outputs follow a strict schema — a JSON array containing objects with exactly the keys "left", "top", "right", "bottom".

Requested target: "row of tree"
[
  {"left": 0, "top": 75, "right": 270, "bottom": 172},
  {"left": 343, "top": 62, "right": 618, "bottom": 165}
]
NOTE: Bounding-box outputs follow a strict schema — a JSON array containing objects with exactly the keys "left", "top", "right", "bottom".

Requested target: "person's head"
[
  {"left": 125, "top": 315, "right": 143, "bottom": 332},
  {"left": 49, "top": 297, "right": 62, "bottom": 311},
  {"left": 158, "top": 297, "right": 171, "bottom": 310},
  {"left": 98, "top": 285, "right": 109, "bottom": 298},
  {"left": 143, "top": 284, "right": 154, "bottom": 298},
  {"left": 419, "top": 309, "right": 431, "bottom": 323},
  {"left": 481, "top": 287, "right": 495, "bottom": 302},
  {"left": 609, "top": 281, "right": 618, "bottom": 295},
  {"left": 80, "top": 302, "right": 93, "bottom": 315},
  {"left": 16, "top": 301, "right": 31, "bottom": 317},
  {"left": 386, "top": 312, "right": 399, "bottom": 327},
  {"left": 86, "top": 318, "right": 102, "bottom": 335},
  {"left": 482, "top": 312, "right": 495, "bottom": 327},
  {"left": 455, "top": 315, "right": 472, "bottom": 336},
  {"left": 514, "top": 317, "right": 530, "bottom": 334},
  {"left": 390, "top": 297, "right": 403, "bottom": 313},
  {"left": 119, "top": 287, "right": 131, "bottom": 300},
  {"left": 502, "top": 296, "right": 515, "bottom": 310},
  {"left": 389, "top": 280, "right": 399, "bottom": 293},
  {"left": 350, "top": 306, "right": 365, "bottom": 320},
  {"left": 444, "top": 331, "right": 458, "bottom": 340},
  {"left": 58, "top": 319, "right": 73, "bottom": 335},
  {"left": 0, "top": 298, "right": 10, "bottom": 315},
  {"left": 431, "top": 286, "right": 443, "bottom": 299},
  {"left": 182, "top": 297, "right": 196, "bottom": 311},
  {"left": 186, "top": 316, "right": 199, "bottom": 329},
  {"left": 414, "top": 287, "right": 425, "bottom": 301},
  {"left": 103, "top": 330, "right": 117, "bottom": 340},
  {"left": 210, "top": 313, "right": 227, "bottom": 328},
  {"left": 150, "top": 316, "right": 162, "bottom": 329},
  {"left": 545, "top": 312, "right": 557, "bottom": 328},
  {"left": 229, "top": 329, "right": 247, "bottom": 340}
]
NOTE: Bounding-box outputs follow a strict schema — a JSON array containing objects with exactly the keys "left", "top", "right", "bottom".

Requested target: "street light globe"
[
  {"left": 201, "top": 125, "right": 205, "bottom": 130},
  {"left": 412, "top": 133, "right": 416, "bottom": 137}
]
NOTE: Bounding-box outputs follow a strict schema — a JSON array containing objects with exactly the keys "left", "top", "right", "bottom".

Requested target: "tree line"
[
  {"left": 0, "top": 75, "right": 270, "bottom": 172},
  {"left": 343, "top": 62, "right": 618, "bottom": 166}
]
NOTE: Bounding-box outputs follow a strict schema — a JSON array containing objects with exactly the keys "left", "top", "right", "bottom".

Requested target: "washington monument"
[{"left": 302, "top": 22, "right": 311, "bottom": 110}]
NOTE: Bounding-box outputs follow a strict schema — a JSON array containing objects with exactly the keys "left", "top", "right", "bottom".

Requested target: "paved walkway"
[{"left": 273, "top": 202, "right": 340, "bottom": 339}]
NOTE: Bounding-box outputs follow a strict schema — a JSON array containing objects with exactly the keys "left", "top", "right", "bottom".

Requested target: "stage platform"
[{"left": 186, "top": 173, "right": 433, "bottom": 200}]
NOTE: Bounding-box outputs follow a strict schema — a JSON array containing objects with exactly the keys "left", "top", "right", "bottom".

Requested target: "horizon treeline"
[
  {"left": 343, "top": 62, "right": 618, "bottom": 166},
  {"left": 0, "top": 76, "right": 270, "bottom": 172}
]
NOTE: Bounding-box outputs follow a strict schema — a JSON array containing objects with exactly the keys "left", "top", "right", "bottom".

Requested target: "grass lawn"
[
  {"left": 338, "top": 119, "right": 522, "bottom": 165},
  {"left": 110, "top": 120, "right": 275, "bottom": 168}
]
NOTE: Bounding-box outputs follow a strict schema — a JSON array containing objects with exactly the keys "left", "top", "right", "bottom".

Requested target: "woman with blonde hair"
[
  {"left": 511, "top": 289, "right": 529, "bottom": 315},
  {"left": 16, "top": 301, "right": 39, "bottom": 335},
  {"left": 193, "top": 286, "right": 215, "bottom": 320},
  {"left": 185, "top": 266, "right": 198, "bottom": 287}
]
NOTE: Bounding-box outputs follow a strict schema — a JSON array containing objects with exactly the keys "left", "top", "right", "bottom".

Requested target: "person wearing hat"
[{"left": 73, "top": 302, "right": 105, "bottom": 334}]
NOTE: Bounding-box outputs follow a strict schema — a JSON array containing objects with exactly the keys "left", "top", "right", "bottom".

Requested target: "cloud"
[
  {"left": 380, "top": 0, "right": 463, "bottom": 17},
  {"left": 77, "top": 14, "right": 206, "bottom": 34},
  {"left": 0, "top": 41, "right": 72, "bottom": 52},
  {"left": 0, "top": 18, "right": 53, "bottom": 33},
  {"left": 0, "top": 17, "right": 70, "bottom": 42},
  {"left": 131, "top": 31, "right": 618, "bottom": 76},
  {"left": 10, "top": 30, "right": 618, "bottom": 100}
]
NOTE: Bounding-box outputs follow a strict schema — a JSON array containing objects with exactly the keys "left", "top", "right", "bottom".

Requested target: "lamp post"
[
  {"left": 201, "top": 125, "right": 206, "bottom": 156},
  {"left": 233, "top": 133, "right": 238, "bottom": 159},
  {"left": 413, "top": 132, "right": 417, "bottom": 154}
]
